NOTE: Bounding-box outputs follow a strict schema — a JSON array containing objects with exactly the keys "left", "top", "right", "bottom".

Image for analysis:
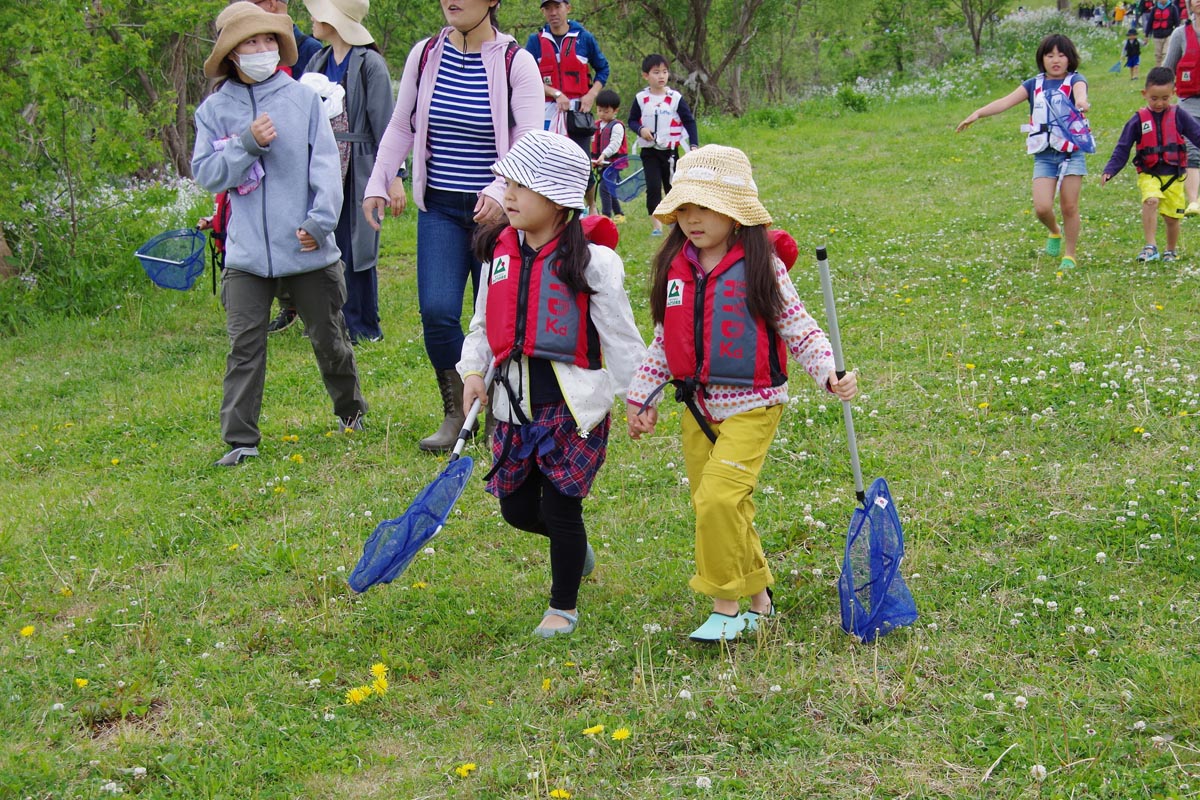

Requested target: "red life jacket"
[
  {"left": 591, "top": 119, "right": 628, "bottom": 168},
  {"left": 661, "top": 242, "right": 788, "bottom": 390},
  {"left": 1178, "top": 21, "right": 1200, "bottom": 97},
  {"left": 486, "top": 226, "right": 601, "bottom": 369},
  {"left": 1151, "top": 3, "right": 1176, "bottom": 31},
  {"left": 535, "top": 31, "right": 590, "bottom": 98},
  {"left": 1135, "top": 105, "right": 1188, "bottom": 172}
]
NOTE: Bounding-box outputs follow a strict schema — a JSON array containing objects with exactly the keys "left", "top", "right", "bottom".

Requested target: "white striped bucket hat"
[{"left": 491, "top": 130, "right": 590, "bottom": 211}]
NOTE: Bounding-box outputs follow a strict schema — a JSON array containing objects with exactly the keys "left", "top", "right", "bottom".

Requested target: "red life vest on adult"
[
  {"left": 661, "top": 241, "right": 788, "bottom": 390},
  {"left": 535, "top": 31, "right": 590, "bottom": 99},
  {"left": 486, "top": 226, "right": 601, "bottom": 369},
  {"left": 1150, "top": 3, "right": 1177, "bottom": 32},
  {"left": 1177, "top": 21, "right": 1200, "bottom": 97},
  {"left": 591, "top": 120, "right": 629, "bottom": 168},
  {"left": 1135, "top": 105, "right": 1188, "bottom": 172}
]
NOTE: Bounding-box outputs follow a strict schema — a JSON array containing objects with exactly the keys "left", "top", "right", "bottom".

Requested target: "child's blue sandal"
[
  {"left": 688, "top": 611, "right": 746, "bottom": 642},
  {"left": 533, "top": 608, "right": 578, "bottom": 638},
  {"left": 1137, "top": 244, "right": 1160, "bottom": 262},
  {"left": 1162, "top": 250, "right": 1178, "bottom": 263}
]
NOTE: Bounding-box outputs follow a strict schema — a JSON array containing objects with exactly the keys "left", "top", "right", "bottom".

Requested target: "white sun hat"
[{"left": 491, "top": 130, "right": 590, "bottom": 211}]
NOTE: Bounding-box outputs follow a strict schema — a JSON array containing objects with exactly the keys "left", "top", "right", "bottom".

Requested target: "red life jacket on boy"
[
  {"left": 1134, "top": 105, "right": 1188, "bottom": 172},
  {"left": 591, "top": 119, "right": 629, "bottom": 168},
  {"left": 486, "top": 226, "right": 602, "bottom": 369},
  {"left": 661, "top": 241, "right": 788, "bottom": 390},
  {"left": 535, "top": 31, "right": 590, "bottom": 99},
  {"left": 1177, "top": 21, "right": 1200, "bottom": 97}
]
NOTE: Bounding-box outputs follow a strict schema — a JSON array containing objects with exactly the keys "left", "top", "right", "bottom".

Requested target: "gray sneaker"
[
  {"left": 581, "top": 543, "right": 596, "bottom": 577},
  {"left": 215, "top": 446, "right": 259, "bottom": 467},
  {"left": 339, "top": 413, "right": 364, "bottom": 433}
]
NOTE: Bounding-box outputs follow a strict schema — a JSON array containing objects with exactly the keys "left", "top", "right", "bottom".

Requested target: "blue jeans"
[{"left": 417, "top": 188, "right": 484, "bottom": 370}]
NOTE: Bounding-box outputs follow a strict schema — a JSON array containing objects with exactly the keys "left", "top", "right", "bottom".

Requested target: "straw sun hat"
[
  {"left": 304, "top": 0, "right": 375, "bottom": 46},
  {"left": 204, "top": 3, "right": 299, "bottom": 78},
  {"left": 652, "top": 144, "right": 772, "bottom": 227},
  {"left": 491, "top": 130, "right": 591, "bottom": 211}
]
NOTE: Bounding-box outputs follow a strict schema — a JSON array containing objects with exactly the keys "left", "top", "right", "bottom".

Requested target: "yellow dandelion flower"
[
  {"left": 228, "top": 543, "right": 240, "bottom": 551},
  {"left": 612, "top": 727, "right": 631, "bottom": 741},
  {"left": 345, "top": 685, "right": 372, "bottom": 704},
  {"left": 274, "top": 485, "right": 286, "bottom": 495},
  {"left": 550, "top": 789, "right": 572, "bottom": 799},
  {"left": 325, "top": 431, "right": 334, "bottom": 438},
  {"left": 541, "top": 678, "right": 551, "bottom": 692},
  {"left": 411, "top": 581, "right": 427, "bottom": 589},
  {"left": 58, "top": 586, "right": 73, "bottom": 597},
  {"left": 372, "top": 676, "right": 388, "bottom": 695},
  {"left": 965, "top": 363, "right": 975, "bottom": 370},
  {"left": 290, "top": 453, "right": 304, "bottom": 464},
  {"left": 20, "top": 625, "right": 35, "bottom": 637},
  {"left": 1133, "top": 427, "right": 1145, "bottom": 434},
  {"left": 977, "top": 402, "right": 989, "bottom": 409},
  {"left": 582, "top": 724, "right": 605, "bottom": 736},
  {"left": 564, "top": 661, "right": 576, "bottom": 668},
  {"left": 110, "top": 458, "right": 120, "bottom": 466},
  {"left": 455, "top": 762, "right": 478, "bottom": 778},
  {"left": 370, "top": 663, "right": 388, "bottom": 679},
  {"left": 1155, "top": 304, "right": 1164, "bottom": 311},
  {"left": 75, "top": 678, "right": 89, "bottom": 688}
]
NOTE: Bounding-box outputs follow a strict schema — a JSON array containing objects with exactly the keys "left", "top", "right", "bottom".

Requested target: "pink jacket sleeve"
[{"left": 363, "top": 39, "right": 423, "bottom": 202}]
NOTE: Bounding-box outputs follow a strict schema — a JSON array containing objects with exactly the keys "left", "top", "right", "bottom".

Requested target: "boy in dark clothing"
[
  {"left": 1102, "top": 66, "right": 1200, "bottom": 261},
  {"left": 1125, "top": 29, "right": 1144, "bottom": 80}
]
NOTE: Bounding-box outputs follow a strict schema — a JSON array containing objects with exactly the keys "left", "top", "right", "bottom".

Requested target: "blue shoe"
[
  {"left": 742, "top": 588, "right": 775, "bottom": 633},
  {"left": 688, "top": 611, "right": 746, "bottom": 642},
  {"left": 1137, "top": 244, "right": 1160, "bottom": 262},
  {"left": 582, "top": 543, "right": 596, "bottom": 577},
  {"left": 533, "top": 608, "right": 578, "bottom": 638}
]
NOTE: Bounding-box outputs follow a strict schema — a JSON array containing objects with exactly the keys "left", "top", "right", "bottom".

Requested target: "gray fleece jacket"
[{"left": 192, "top": 71, "right": 343, "bottom": 277}]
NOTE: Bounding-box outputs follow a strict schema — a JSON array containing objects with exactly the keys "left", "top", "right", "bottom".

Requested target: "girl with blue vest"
[
  {"left": 626, "top": 145, "right": 858, "bottom": 642},
  {"left": 459, "top": 131, "right": 646, "bottom": 638},
  {"left": 957, "top": 34, "right": 1091, "bottom": 269}
]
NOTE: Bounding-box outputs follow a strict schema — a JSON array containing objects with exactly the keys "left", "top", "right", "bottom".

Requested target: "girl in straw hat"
[
  {"left": 193, "top": 2, "right": 366, "bottom": 467},
  {"left": 459, "top": 131, "right": 646, "bottom": 637},
  {"left": 626, "top": 144, "right": 858, "bottom": 642}
]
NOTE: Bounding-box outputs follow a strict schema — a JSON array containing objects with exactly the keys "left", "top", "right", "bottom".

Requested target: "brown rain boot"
[{"left": 419, "top": 369, "right": 469, "bottom": 453}]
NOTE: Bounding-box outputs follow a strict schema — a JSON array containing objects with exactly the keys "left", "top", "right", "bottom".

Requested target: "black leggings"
[
  {"left": 642, "top": 147, "right": 677, "bottom": 217},
  {"left": 499, "top": 470, "right": 588, "bottom": 611}
]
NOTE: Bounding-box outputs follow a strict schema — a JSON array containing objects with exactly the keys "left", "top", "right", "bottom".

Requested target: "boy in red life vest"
[
  {"left": 459, "top": 131, "right": 646, "bottom": 638},
  {"left": 625, "top": 145, "right": 858, "bottom": 643},
  {"left": 1102, "top": 66, "right": 1200, "bottom": 261},
  {"left": 590, "top": 88, "right": 628, "bottom": 221}
]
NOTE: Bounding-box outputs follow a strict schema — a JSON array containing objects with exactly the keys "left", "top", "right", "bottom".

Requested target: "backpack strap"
[{"left": 411, "top": 35, "right": 522, "bottom": 133}]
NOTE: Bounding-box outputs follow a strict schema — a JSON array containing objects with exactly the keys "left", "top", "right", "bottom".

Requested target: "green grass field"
[{"left": 2, "top": 14, "right": 1198, "bottom": 799}]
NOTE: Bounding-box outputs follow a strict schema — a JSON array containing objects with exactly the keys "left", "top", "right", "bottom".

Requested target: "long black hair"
[
  {"left": 473, "top": 209, "right": 595, "bottom": 295},
  {"left": 648, "top": 223, "right": 782, "bottom": 329}
]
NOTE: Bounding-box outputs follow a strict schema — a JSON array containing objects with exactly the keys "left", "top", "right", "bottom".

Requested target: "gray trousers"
[{"left": 220, "top": 263, "right": 367, "bottom": 447}]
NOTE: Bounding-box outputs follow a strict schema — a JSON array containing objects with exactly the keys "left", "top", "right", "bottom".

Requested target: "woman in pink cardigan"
[{"left": 363, "top": 0, "right": 543, "bottom": 452}]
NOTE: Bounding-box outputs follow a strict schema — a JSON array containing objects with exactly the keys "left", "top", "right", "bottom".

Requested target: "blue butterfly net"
[
  {"left": 135, "top": 229, "right": 206, "bottom": 290},
  {"left": 838, "top": 477, "right": 918, "bottom": 642},
  {"left": 348, "top": 456, "right": 475, "bottom": 593},
  {"left": 603, "top": 155, "right": 645, "bottom": 202}
]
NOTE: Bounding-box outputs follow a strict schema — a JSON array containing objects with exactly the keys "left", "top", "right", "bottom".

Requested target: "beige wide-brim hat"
[
  {"left": 304, "top": 0, "right": 375, "bottom": 46},
  {"left": 653, "top": 144, "right": 772, "bottom": 227},
  {"left": 204, "top": 3, "right": 299, "bottom": 79}
]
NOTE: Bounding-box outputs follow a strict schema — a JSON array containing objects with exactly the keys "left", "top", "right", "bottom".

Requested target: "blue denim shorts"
[{"left": 1032, "top": 149, "right": 1088, "bottom": 180}]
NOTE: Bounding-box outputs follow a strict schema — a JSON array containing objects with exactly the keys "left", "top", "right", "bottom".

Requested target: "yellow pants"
[{"left": 681, "top": 405, "right": 783, "bottom": 601}]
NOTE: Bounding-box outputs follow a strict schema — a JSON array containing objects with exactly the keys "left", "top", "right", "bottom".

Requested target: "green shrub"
[{"left": 836, "top": 85, "right": 870, "bottom": 112}]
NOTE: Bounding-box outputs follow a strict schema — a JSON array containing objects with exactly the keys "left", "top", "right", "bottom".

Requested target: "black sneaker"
[{"left": 267, "top": 308, "right": 298, "bottom": 334}]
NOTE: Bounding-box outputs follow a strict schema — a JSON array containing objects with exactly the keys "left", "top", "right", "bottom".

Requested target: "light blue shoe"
[
  {"left": 582, "top": 543, "right": 596, "bottom": 577},
  {"left": 533, "top": 608, "right": 578, "bottom": 638},
  {"left": 742, "top": 588, "right": 775, "bottom": 634},
  {"left": 688, "top": 611, "right": 746, "bottom": 642}
]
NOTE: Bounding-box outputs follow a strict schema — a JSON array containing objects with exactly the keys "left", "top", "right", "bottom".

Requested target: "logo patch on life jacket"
[
  {"left": 666, "top": 279, "right": 683, "bottom": 307},
  {"left": 1185, "top": 70, "right": 1193, "bottom": 83},
  {"left": 1142, "top": 119, "right": 1155, "bottom": 135},
  {"left": 491, "top": 255, "right": 510, "bottom": 282}
]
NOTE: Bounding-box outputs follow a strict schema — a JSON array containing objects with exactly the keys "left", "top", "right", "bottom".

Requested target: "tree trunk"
[{"left": 0, "top": 228, "right": 13, "bottom": 278}]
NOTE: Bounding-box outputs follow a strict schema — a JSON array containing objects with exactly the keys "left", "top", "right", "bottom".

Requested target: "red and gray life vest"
[
  {"left": 535, "top": 31, "right": 590, "bottom": 99},
  {"left": 636, "top": 88, "right": 686, "bottom": 149},
  {"left": 661, "top": 242, "right": 787, "bottom": 390},
  {"left": 1025, "top": 73, "right": 1085, "bottom": 154},
  {"left": 1135, "top": 105, "right": 1188, "bottom": 172},
  {"left": 591, "top": 119, "right": 628, "bottom": 168},
  {"left": 1178, "top": 21, "right": 1200, "bottom": 97},
  {"left": 486, "top": 226, "right": 601, "bottom": 369},
  {"left": 1150, "top": 3, "right": 1176, "bottom": 32}
]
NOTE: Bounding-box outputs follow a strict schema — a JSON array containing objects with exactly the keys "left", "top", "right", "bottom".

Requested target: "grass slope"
[{"left": 1, "top": 20, "right": 1198, "bottom": 799}]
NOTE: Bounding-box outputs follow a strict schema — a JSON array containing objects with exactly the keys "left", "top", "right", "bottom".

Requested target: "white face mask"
[{"left": 235, "top": 50, "right": 280, "bottom": 82}]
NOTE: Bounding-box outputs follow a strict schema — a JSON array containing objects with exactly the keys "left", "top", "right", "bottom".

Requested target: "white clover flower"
[
  {"left": 1030, "top": 764, "right": 1048, "bottom": 782},
  {"left": 324, "top": 712, "right": 336, "bottom": 721},
  {"left": 1074, "top": 607, "right": 1085, "bottom": 617},
  {"left": 769, "top": 685, "right": 782, "bottom": 693},
  {"left": 696, "top": 776, "right": 713, "bottom": 789},
  {"left": 812, "top": 568, "right": 823, "bottom": 577},
  {"left": 982, "top": 692, "right": 995, "bottom": 702},
  {"left": 423, "top": 547, "right": 435, "bottom": 555},
  {"left": 678, "top": 689, "right": 692, "bottom": 700},
  {"left": 1133, "top": 720, "right": 1147, "bottom": 731},
  {"left": 1087, "top": 648, "right": 1099, "bottom": 657},
  {"left": 1095, "top": 551, "right": 1107, "bottom": 564},
  {"left": 100, "top": 783, "right": 124, "bottom": 795},
  {"left": 52, "top": 703, "right": 65, "bottom": 711},
  {"left": 1046, "top": 601, "right": 1059, "bottom": 611},
  {"left": 132, "top": 767, "right": 146, "bottom": 778},
  {"left": 1014, "top": 695, "right": 1028, "bottom": 710},
  {"left": 1083, "top": 625, "right": 1096, "bottom": 635}
]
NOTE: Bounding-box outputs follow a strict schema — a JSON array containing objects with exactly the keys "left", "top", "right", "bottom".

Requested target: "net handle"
[
  {"left": 816, "top": 246, "right": 865, "bottom": 503},
  {"left": 449, "top": 363, "right": 496, "bottom": 462}
]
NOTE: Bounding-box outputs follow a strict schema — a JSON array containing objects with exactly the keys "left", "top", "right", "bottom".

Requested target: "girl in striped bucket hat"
[{"left": 458, "top": 130, "right": 647, "bottom": 638}]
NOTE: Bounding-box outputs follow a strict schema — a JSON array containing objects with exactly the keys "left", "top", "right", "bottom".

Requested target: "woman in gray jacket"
[
  {"left": 193, "top": 2, "right": 367, "bottom": 467},
  {"left": 303, "top": 0, "right": 399, "bottom": 344}
]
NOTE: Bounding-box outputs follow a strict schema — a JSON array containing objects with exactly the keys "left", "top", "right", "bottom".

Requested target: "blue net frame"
[
  {"left": 602, "top": 154, "right": 645, "bottom": 203},
  {"left": 136, "top": 229, "right": 206, "bottom": 290},
  {"left": 838, "top": 477, "right": 918, "bottom": 642}
]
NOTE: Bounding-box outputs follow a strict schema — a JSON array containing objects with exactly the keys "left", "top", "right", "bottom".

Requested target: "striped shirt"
[{"left": 427, "top": 43, "right": 499, "bottom": 193}]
